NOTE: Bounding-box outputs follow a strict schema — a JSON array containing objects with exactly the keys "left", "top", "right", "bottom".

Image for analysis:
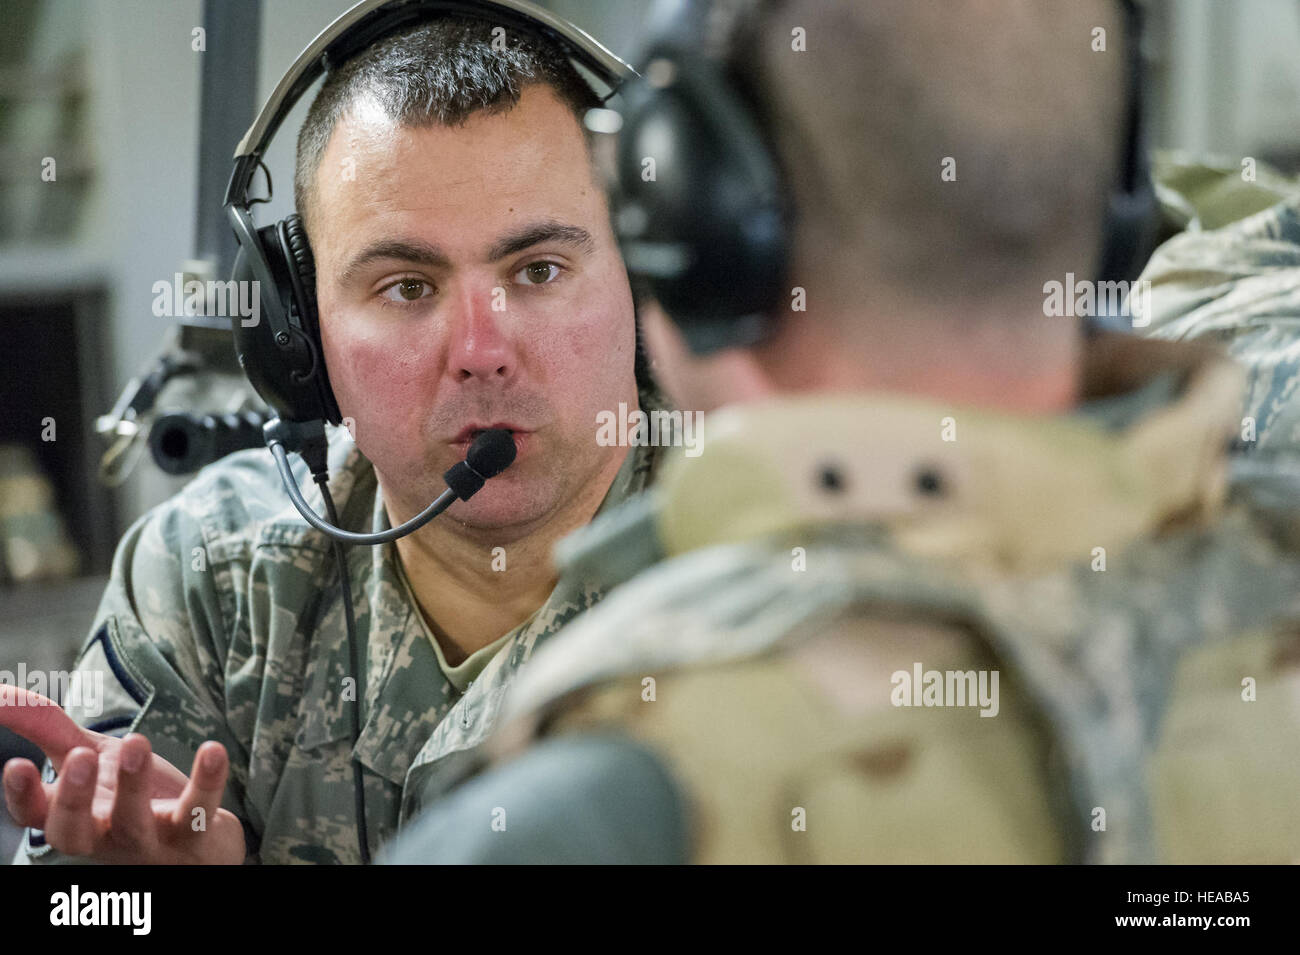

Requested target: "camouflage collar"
[
  {"left": 288, "top": 421, "right": 666, "bottom": 788},
  {"left": 558, "top": 334, "right": 1244, "bottom": 586}
]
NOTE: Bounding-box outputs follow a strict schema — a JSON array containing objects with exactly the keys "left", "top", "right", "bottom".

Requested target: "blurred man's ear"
[{"left": 641, "top": 302, "right": 774, "bottom": 413}]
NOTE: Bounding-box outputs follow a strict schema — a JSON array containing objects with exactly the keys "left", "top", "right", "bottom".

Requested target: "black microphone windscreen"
[{"left": 466, "top": 428, "right": 517, "bottom": 479}]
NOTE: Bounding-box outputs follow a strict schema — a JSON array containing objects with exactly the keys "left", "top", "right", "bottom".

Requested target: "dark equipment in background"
[
  {"left": 96, "top": 0, "right": 264, "bottom": 483},
  {"left": 96, "top": 323, "right": 269, "bottom": 481},
  {"left": 149, "top": 410, "right": 270, "bottom": 476}
]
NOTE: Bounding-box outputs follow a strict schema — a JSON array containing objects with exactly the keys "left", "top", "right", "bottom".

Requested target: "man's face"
[{"left": 310, "top": 84, "right": 639, "bottom": 533}]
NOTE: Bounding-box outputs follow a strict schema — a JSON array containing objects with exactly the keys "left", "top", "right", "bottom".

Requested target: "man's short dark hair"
[{"left": 293, "top": 14, "right": 601, "bottom": 234}]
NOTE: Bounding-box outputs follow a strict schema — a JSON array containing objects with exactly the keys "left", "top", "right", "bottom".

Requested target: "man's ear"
[{"left": 640, "top": 302, "right": 774, "bottom": 413}]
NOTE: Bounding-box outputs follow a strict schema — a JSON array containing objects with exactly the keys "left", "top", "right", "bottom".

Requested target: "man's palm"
[{"left": 1, "top": 686, "right": 245, "bottom": 864}]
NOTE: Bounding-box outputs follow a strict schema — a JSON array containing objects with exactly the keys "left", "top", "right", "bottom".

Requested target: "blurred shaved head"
[{"left": 733, "top": 0, "right": 1128, "bottom": 312}]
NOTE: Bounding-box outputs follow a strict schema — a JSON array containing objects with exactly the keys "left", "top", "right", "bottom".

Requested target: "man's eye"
[
  {"left": 513, "top": 261, "right": 562, "bottom": 286},
  {"left": 380, "top": 278, "right": 433, "bottom": 304}
]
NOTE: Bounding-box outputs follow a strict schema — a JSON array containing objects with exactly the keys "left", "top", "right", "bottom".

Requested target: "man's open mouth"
[{"left": 452, "top": 423, "right": 530, "bottom": 444}]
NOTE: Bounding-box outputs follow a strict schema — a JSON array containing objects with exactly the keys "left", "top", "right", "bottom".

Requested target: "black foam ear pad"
[
  {"left": 282, "top": 214, "right": 314, "bottom": 307},
  {"left": 282, "top": 215, "right": 318, "bottom": 324},
  {"left": 280, "top": 215, "right": 342, "bottom": 424}
]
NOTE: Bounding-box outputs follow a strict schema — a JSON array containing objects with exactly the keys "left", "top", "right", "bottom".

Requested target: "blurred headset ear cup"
[
  {"left": 280, "top": 214, "right": 342, "bottom": 424},
  {"left": 611, "top": 5, "right": 790, "bottom": 356},
  {"left": 616, "top": 71, "right": 787, "bottom": 347}
]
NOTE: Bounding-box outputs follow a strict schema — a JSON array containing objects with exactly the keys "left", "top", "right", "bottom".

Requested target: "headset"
[
  {"left": 226, "top": 0, "right": 636, "bottom": 433},
  {"left": 611, "top": 0, "right": 1159, "bottom": 354},
  {"left": 224, "top": 0, "right": 636, "bottom": 865}
]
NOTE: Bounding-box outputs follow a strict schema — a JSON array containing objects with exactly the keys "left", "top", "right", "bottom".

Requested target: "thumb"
[{"left": 0, "top": 685, "right": 95, "bottom": 768}]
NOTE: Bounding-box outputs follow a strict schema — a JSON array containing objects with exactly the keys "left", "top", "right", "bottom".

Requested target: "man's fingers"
[
  {"left": 108, "top": 734, "right": 156, "bottom": 851},
  {"left": 170, "top": 741, "right": 228, "bottom": 837},
  {"left": 0, "top": 685, "right": 90, "bottom": 766},
  {"left": 43, "top": 747, "right": 101, "bottom": 857},
  {"left": 2, "top": 757, "right": 49, "bottom": 830}
]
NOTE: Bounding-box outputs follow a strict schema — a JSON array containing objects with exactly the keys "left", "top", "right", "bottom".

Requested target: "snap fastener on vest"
[
  {"left": 817, "top": 463, "right": 847, "bottom": 493},
  {"left": 914, "top": 467, "right": 945, "bottom": 497}
]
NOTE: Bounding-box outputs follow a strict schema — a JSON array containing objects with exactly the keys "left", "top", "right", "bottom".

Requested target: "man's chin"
[{"left": 439, "top": 475, "right": 557, "bottom": 535}]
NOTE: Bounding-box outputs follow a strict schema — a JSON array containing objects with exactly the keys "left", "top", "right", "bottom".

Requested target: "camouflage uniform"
[
  {"left": 391, "top": 333, "right": 1300, "bottom": 864},
  {"left": 1150, "top": 152, "right": 1300, "bottom": 236},
  {"left": 12, "top": 425, "right": 662, "bottom": 864},
  {"left": 1140, "top": 192, "right": 1300, "bottom": 454}
]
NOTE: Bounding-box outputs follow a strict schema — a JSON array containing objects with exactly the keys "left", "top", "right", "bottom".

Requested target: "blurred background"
[{"left": 0, "top": 0, "right": 1298, "bottom": 859}]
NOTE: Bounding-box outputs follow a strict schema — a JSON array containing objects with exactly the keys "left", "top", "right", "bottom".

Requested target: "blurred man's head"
[
  {"left": 293, "top": 16, "right": 642, "bottom": 539},
  {"left": 640, "top": 0, "right": 1129, "bottom": 413}
]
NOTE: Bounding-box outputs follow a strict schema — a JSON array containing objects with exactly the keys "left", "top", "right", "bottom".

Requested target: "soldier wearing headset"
[
  {"left": 3, "top": 0, "right": 673, "bottom": 864},
  {"left": 386, "top": 0, "right": 1300, "bottom": 864}
]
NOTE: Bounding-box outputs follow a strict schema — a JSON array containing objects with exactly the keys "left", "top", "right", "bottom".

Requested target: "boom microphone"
[
  {"left": 265, "top": 424, "right": 518, "bottom": 545},
  {"left": 262, "top": 423, "right": 516, "bottom": 866},
  {"left": 444, "top": 429, "right": 517, "bottom": 499}
]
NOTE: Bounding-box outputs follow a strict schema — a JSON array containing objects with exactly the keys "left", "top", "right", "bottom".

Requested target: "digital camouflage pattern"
[
  {"left": 1140, "top": 191, "right": 1300, "bottom": 453},
  {"left": 13, "top": 423, "right": 662, "bottom": 864},
  {"left": 405, "top": 333, "right": 1300, "bottom": 864}
]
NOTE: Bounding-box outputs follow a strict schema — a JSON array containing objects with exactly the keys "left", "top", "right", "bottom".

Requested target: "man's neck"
[
  {"left": 388, "top": 447, "right": 630, "bottom": 666},
  {"left": 756, "top": 300, "right": 1083, "bottom": 414}
]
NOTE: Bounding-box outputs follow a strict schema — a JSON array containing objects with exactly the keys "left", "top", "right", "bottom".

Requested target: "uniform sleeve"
[
  {"left": 1138, "top": 194, "right": 1300, "bottom": 453},
  {"left": 12, "top": 496, "right": 255, "bottom": 864},
  {"left": 381, "top": 733, "right": 690, "bottom": 865}
]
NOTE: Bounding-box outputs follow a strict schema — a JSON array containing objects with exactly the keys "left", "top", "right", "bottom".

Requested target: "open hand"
[{"left": 1, "top": 686, "right": 245, "bottom": 864}]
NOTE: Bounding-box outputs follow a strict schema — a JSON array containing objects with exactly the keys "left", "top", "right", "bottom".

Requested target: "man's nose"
[{"left": 444, "top": 283, "right": 518, "bottom": 384}]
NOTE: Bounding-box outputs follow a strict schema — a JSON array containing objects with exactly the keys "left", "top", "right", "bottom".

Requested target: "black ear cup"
[
  {"left": 609, "top": 0, "right": 790, "bottom": 357},
  {"left": 615, "top": 56, "right": 789, "bottom": 355},
  {"left": 230, "top": 217, "right": 342, "bottom": 425}
]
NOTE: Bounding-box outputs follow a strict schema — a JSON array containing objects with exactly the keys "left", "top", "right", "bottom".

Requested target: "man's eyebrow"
[
  {"left": 486, "top": 221, "right": 595, "bottom": 261},
  {"left": 339, "top": 239, "right": 450, "bottom": 283}
]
